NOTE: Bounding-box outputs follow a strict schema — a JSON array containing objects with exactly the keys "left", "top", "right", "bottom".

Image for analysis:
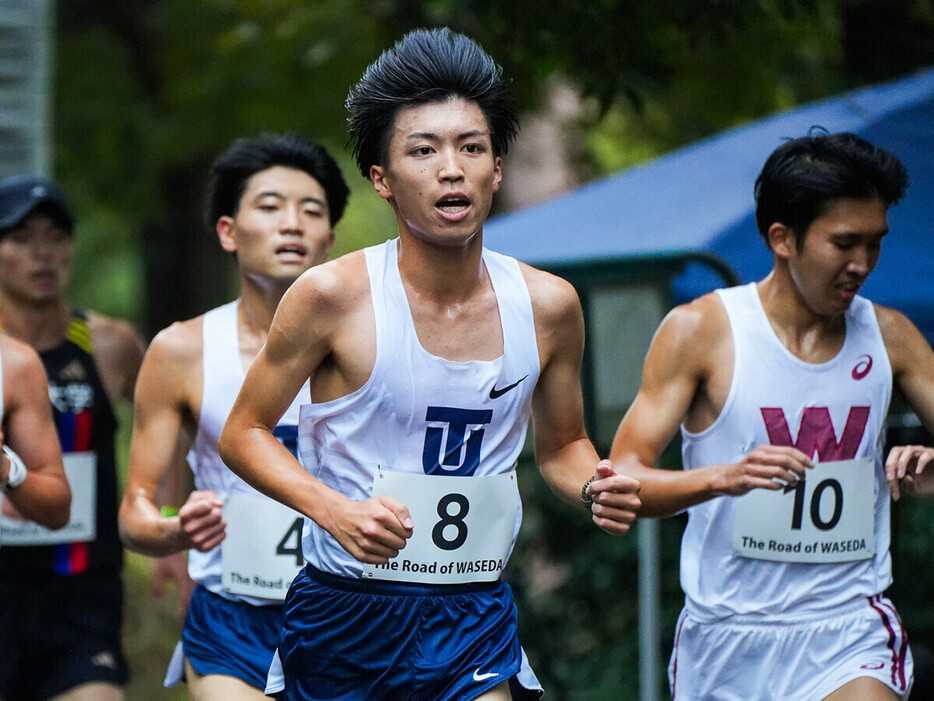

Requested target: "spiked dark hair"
[
  {"left": 346, "top": 27, "right": 520, "bottom": 179},
  {"left": 755, "top": 130, "right": 908, "bottom": 247},
  {"left": 205, "top": 132, "right": 349, "bottom": 229}
]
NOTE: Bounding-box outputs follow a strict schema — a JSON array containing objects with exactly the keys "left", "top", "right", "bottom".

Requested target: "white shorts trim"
[
  {"left": 265, "top": 648, "right": 284, "bottom": 695},
  {"left": 163, "top": 640, "right": 184, "bottom": 687}
]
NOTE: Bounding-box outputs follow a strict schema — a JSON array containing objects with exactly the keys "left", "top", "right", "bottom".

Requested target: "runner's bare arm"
[
  {"left": 878, "top": 306, "right": 934, "bottom": 499},
  {"left": 525, "top": 268, "right": 640, "bottom": 535},
  {"left": 119, "top": 321, "right": 223, "bottom": 556},
  {"left": 220, "top": 260, "right": 413, "bottom": 564},
  {"left": 610, "top": 295, "right": 812, "bottom": 518},
  {"left": 1, "top": 335, "right": 70, "bottom": 528}
]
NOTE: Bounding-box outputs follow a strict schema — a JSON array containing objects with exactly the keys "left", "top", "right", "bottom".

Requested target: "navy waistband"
[{"left": 304, "top": 565, "right": 503, "bottom": 597}]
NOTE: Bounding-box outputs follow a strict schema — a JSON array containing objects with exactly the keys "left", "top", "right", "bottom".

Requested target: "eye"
[
  {"left": 831, "top": 236, "right": 858, "bottom": 251},
  {"left": 463, "top": 143, "right": 481, "bottom": 153}
]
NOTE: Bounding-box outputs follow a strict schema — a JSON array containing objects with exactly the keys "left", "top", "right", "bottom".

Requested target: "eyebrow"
[
  {"left": 254, "top": 191, "right": 326, "bottom": 207},
  {"left": 405, "top": 129, "right": 489, "bottom": 141},
  {"left": 831, "top": 229, "right": 889, "bottom": 240}
]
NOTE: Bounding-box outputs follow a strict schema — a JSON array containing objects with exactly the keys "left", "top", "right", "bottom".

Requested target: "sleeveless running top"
[
  {"left": 679, "top": 284, "right": 893, "bottom": 621},
  {"left": 297, "top": 239, "right": 541, "bottom": 577},
  {"left": 187, "top": 300, "right": 307, "bottom": 603},
  {"left": 0, "top": 310, "right": 122, "bottom": 577}
]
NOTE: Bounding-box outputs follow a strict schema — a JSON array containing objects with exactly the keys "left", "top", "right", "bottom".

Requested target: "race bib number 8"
[
  {"left": 732, "top": 456, "right": 875, "bottom": 563},
  {"left": 222, "top": 495, "right": 305, "bottom": 600},
  {"left": 362, "top": 470, "right": 519, "bottom": 584}
]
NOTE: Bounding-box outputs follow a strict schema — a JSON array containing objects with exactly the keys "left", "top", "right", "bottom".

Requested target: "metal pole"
[
  {"left": 34, "top": 0, "right": 54, "bottom": 176},
  {"left": 639, "top": 518, "right": 661, "bottom": 701},
  {"left": 0, "top": 0, "right": 53, "bottom": 176}
]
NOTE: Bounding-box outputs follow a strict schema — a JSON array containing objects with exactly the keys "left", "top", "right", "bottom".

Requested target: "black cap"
[{"left": 0, "top": 175, "right": 75, "bottom": 232}]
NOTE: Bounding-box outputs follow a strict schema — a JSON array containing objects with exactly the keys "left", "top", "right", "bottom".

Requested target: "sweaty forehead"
[
  {"left": 391, "top": 98, "right": 491, "bottom": 142},
  {"left": 815, "top": 196, "right": 888, "bottom": 234},
  {"left": 242, "top": 166, "right": 325, "bottom": 201}
]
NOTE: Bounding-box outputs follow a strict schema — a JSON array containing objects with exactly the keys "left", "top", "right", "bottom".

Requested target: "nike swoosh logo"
[
  {"left": 489, "top": 374, "right": 528, "bottom": 399},
  {"left": 473, "top": 670, "right": 500, "bottom": 681}
]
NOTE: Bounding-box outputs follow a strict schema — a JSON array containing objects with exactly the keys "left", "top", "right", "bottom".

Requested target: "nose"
[
  {"left": 31, "top": 236, "right": 57, "bottom": 257},
  {"left": 438, "top": 147, "right": 464, "bottom": 182},
  {"left": 280, "top": 205, "right": 302, "bottom": 234},
  {"left": 847, "top": 246, "right": 875, "bottom": 277}
]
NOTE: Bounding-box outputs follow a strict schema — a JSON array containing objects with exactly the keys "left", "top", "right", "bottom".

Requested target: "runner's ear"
[
  {"left": 216, "top": 216, "right": 238, "bottom": 253},
  {"left": 768, "top": 222, "right": 795, "bottom": 259}
]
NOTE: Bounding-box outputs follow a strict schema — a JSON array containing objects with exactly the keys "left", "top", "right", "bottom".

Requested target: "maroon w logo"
[{"left": 760, "top": 407, "right": 870, "bottom": 461}]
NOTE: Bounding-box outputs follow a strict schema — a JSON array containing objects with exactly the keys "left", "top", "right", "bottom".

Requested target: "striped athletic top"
[{"left": 0, "top": 310, "right": 122, "bottom": 577}]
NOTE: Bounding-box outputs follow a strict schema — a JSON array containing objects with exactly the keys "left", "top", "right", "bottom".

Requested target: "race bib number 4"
[
  {"left": 732, "top": 456, "right": 875, "bottom": 563},
  {"left": 362, "top": 470, "right": 519, "bottom": 584},
  {"left": 222, "top": 495, "right": 304, "bottom": 600},
  {"left": 0, "top": 452, "right": 97, "bottom": 545}
]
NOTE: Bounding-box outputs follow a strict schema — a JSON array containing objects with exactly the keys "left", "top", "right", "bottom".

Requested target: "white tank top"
[
  {"left": 297, "top": 239, "right": 541, "bottom": 577},
  {"left": 679, "top": 283, "right": 892, "bottom": 621},
  {"left": 187, "top": 300, "right": 306, "bottom": 603}
]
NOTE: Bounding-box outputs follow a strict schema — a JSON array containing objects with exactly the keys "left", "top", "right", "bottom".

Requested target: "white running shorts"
[{"left": 669, "top": 595, "right": 912, "bottom": 700}]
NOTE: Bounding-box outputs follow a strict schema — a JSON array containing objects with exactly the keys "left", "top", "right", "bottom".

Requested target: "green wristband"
[{"left": 159, "top": 505, "right": 179, "bottom": 517}]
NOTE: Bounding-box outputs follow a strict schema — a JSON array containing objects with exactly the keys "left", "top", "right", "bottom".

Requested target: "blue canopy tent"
[
  {"left": 486, "top": 66, "right": 934, "bottom": 345},
  {"left": 485, "top": 68, "right": 934, "bottom": 701}
]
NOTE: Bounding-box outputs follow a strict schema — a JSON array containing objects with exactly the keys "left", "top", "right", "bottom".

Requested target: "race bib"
[
  {"left": 221, "top": 494, "right": 305, "bottom": 600},
  {"left": 362, "top": 469, "right": 519, "bottom": 584},
  {"left": 732, "top": 456, "right": 875, "bottom": 563},
  {"left": 0, "top": 452, "right": 97, "bottom": 545}
]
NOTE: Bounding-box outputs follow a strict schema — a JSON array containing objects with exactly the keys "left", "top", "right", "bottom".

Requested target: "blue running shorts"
[
  {"left": 269, "top": 566, "right": 543, "bottom": 700},
  {"left": 175, "top": 584, "right": 284, "bottom": 691}
]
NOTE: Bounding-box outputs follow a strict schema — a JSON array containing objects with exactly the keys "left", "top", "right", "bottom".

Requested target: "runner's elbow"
[
  {"left": 39, "top": 490, "right": 71, "bottom": 530},
  {"left": 46, "top": 504, "right": 71, "bottom": 530}
]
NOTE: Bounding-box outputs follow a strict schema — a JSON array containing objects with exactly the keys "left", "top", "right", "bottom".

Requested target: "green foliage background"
[{"left": 48, "top": 1, "right": 934, "bottom": 698}]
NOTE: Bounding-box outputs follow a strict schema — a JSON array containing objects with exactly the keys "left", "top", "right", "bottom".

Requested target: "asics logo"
[
  {"left": 489, "top": 375, "right": 528, "bottom": 399},
  {"left": 473, "top": 669, "right": 500, "bottom": 682},
  {"left": 852, "top": 354, "right": 873, "bottom": 380}
]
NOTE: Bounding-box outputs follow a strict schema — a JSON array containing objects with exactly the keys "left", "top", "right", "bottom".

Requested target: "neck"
[
  {"left": 238, "top": 274, "right": 294, "bottom": 336},
  {"left": 756, "top": 272, "right": 846, "bottom": 358},
  {"left": 0, "top": 293, "right": 71, "bottom": 351},
  {"left": 396, "top": 234, "right": 486, "bottom": 304},
  {"left": 234, "top": 277, "right": 294, "bottom": 373}
]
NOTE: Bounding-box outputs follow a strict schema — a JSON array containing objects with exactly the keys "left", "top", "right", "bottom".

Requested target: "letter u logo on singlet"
[
  {"left": 422, "top": 406, "right": 493, "bottom": 476},
  {"left": 760, "top": 406, "right": 870, "bottom": 461},
  {"left": 273, "top": 424, "right": 299, "bottom": 459}
]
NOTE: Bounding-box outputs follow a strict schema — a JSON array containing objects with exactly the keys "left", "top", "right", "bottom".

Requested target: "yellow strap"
[{"left": 65, "top": 314, "right": 92, "bottom": 353}]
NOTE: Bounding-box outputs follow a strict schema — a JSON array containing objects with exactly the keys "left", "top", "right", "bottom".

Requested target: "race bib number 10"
[
  {"left": 362, "top": 470, "right": 519, "bottom": 584},
  {"left": 732, "top": 456, "right": 875, "bottom": 563}
]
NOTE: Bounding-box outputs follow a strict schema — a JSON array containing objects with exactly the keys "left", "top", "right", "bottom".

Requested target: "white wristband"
[{"left": 1, "top": 445, "right": 27, "bottom": 491}]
